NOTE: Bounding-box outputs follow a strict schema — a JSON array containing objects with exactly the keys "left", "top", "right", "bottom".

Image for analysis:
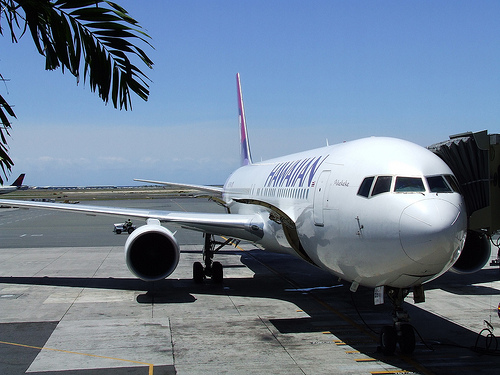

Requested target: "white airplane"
[
  {"left": 0, "top": 74, "right": 471, "bottom": 355},
  {"left": 0, "top": 173, "right": 25, "bottom": 194}
]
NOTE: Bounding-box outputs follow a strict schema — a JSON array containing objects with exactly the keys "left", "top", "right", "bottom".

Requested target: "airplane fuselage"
[
  {"left": 224, "top": 137, "right": 467, "bottom": 288},
  {"left": 0, "top": 186, "right": 18, "bottom": 194}
]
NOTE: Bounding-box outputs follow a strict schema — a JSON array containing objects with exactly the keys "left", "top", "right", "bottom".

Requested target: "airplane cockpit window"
[
  {"left": 394, "top": 177, "right": 425, "bottom": 193},
  {"left": 426, "top": 175, "right": 452, "bottom": 193},
  {"left": 371, "top": 176, "right": 392, "bottom": 196},
  {"left": 444, "top": 175, "right": 461, "bottom": 193},
  {"left": 358, "top": 174, "right": 460, "bottom": 198},
  {"left": 357, "top": 176, "right": 374, "bottom": 197}
]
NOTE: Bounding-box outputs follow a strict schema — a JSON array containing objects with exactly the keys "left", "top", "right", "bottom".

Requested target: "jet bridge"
[
  {"left": 428, "top": 130, "right": 500, "bottom": 270},
  {"left": 428, "top": 130, "right": 500, "bottom": 236}
]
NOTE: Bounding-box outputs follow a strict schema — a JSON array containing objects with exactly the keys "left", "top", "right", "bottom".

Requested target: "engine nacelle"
[
  {"left": 450, "top": 230, "right": 491, "bottom": 274},
  {"left": 124, "top": 219, "right": 180, "bottom": 281}
]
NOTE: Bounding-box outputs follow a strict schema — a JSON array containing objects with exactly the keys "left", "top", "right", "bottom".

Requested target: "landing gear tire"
[
  {"left": 193, "top": 261, "right": 204, "bottom": 283},
  {"left": 379, "top": 287, "right": 419, "bottom": 355},
  {"left": 212, "top": 261, "right": 223, "bottom": 283},
  {"left": 398, "top": 324, "right": 415, "bottom": 355},
  {"left": 192, "top": 233, "right": 233, "bottom": 284},
  {"left": 380, "top": 326, "right": 397, "bottom": 355}
]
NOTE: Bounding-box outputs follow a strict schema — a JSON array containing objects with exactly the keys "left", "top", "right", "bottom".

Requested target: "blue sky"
[{"left": 1, "top": 1, "right": 499, "bottom": 186}]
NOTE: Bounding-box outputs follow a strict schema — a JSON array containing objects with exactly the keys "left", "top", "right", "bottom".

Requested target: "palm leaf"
[
  {"left": 0, "top": 90, "right": 15, "bottom": 184},
  {"left": 0, "top": 0, "right": 154, "bottom": 182}
]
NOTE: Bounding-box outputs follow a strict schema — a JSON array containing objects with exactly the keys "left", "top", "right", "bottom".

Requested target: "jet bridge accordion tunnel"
[{"left": 428, "top": 130, "right": 500, "bottom": 273}]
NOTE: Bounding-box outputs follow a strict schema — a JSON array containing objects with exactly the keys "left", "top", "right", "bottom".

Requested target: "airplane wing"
[
  {"left": 134, "top": 179, "right": 224, "bottom": 195},
  {"left": 0, "top": 199, "right": 264, "bottom": 242}
]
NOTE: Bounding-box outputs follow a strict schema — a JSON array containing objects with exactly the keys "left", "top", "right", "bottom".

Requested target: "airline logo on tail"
[
  {"left": 11, "top": 173, "right": 25, "bottom": 187},
  {"left": 237, "top": 73, "right": 252, "bottom": 166}
]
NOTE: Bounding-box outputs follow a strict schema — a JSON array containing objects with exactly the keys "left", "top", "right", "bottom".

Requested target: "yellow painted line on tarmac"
[
  {"left": 221, "top": 235, "right": 246, "bottom": 251},
  {"left": 0, "top": 340, "right": 154, "bottom": 375},
  {"left": 355, "top": 358, "right": 377, "bottom": 362},
  {"left": 371, "top": 371, "right": 413, "bottom": 374},
  {"left": 171, "top": 199, "right": 189, "bottom": 212}
]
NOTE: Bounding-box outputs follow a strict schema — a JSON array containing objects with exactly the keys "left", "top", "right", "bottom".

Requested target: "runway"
[{"left": 1, "top": 196, "right": 500, "bottom": 374}]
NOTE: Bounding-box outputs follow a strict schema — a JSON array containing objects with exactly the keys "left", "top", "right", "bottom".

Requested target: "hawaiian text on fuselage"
[{"left": 264, "top": 155, "right": 328, "bottom": 188}]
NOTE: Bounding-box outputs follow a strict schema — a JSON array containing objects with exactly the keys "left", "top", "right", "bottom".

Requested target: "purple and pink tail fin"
[{"left": 237, "top": 73, "right": 253, "bottom": 166}]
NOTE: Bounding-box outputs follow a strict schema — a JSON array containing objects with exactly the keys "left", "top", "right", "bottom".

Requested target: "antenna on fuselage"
[{"left": 237, "top": 73, "right": 253, "bottom": 166}]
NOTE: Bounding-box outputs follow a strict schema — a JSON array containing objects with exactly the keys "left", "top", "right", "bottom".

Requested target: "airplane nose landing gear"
[{"left": 379, "top": 287, "right": 416, "bottom": 355}]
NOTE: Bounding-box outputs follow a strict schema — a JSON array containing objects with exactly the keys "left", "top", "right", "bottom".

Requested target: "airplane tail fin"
[
  {"left": 11, "top": 173, "right": 25, "bottom": 187},
  {"left": 237, "top": 73, "right": 253, "bottom": 166}
]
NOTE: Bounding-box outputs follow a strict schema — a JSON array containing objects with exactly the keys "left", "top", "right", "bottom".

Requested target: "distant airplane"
[
  {"left": 0, "top": 75, "right": 470, "bottom": 355},
  {"left": 0, "top": 173, "right": 25, "bottom": 194}
]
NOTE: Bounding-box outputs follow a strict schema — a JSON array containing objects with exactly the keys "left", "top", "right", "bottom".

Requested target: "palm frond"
[
  {"left": 0, "top": 85, "right": 15, "bottom": 184},
  {"left": 16, "top": 0, "right": 154, "bottom": 108},
  {"left": 0, "top": 0, "right": 154, "bottom": 182}
]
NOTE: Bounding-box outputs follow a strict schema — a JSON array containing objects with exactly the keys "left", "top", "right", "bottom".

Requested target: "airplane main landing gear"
[
  {"left": 379, "top": 287, "right": 416, "bottom": 355},
  {"left": 193, "top": 233, "right": 238, "bottom": 284}
]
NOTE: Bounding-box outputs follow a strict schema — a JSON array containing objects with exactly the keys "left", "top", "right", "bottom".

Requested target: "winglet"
[
  {"left": 237, "top": 73, "right": 253, "bottom": 166},
  {"left": 10, "top": 173, "right": 25, "bottom": 187}
]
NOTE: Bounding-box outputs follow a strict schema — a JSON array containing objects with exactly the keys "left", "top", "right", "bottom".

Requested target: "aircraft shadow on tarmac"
[
  {"left": 1, "top": 249, "right": 500, "bottom": 373},
  {"left": 425, "top": 267, "right": 500, "bottom": 296}
]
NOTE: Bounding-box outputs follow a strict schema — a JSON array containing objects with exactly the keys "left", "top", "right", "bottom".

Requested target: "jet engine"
[
  {"left": 450, "top": 230, "right": 491, "bottom": 274},
  {"left": 124, "top": 219, "right": 180, "bottom": 281}
]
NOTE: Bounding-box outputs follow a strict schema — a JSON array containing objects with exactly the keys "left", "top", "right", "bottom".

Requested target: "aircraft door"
[{"left": 313, "top": 170, "right": 331, "bottom": 226}]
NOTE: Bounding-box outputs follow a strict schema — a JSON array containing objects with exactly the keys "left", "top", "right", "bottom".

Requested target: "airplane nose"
[{"left": 399, "top": 199, "right": 466, "bottom": 266}]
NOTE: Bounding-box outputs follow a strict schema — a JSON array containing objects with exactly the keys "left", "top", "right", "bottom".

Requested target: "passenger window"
[
  {"left": 357, "top": 176, "right": 374, "bottom": 197},
  {"left": 427, "top": 176, "right": 452, "bottom": 193},
  {"left": 372, "top": 176, "right": 392, "bottom": 196},
  {"left": 395, "top": 177, "right": 425, "bottom": 193}
]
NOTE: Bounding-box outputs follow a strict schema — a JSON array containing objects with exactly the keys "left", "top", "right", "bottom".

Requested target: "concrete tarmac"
[{"left": 1, "top": 197, "right": 500, "bottom": 374}]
